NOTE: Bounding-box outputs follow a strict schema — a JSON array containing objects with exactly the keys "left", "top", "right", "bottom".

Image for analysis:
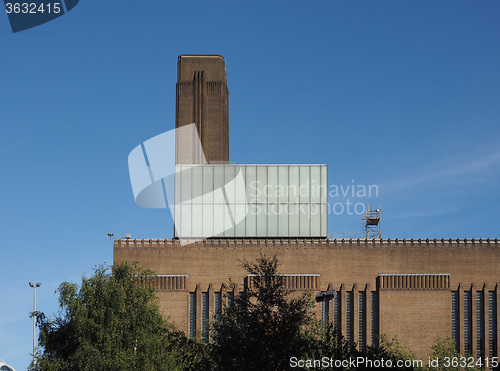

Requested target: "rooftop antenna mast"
[{"left": 363, "top": 205, "right": 381, "bottom": 239}]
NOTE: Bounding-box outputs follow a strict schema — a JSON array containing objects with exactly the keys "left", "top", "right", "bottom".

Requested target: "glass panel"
[
  {"left": 278, "top": 206, "right": 289, "bottom": 237},
  {"left": 256, "top": 166, "right": 267, "bottom": 204},
  {"left": 321, "top": 165, "right": 327, "bottom": 203},
  {"left": 174, "top": 202, "right": 181, "bottom": 238},
  {"left": 246, "top": 203, "right": 257, "bottom": 236},
  {"left": 256, "top": 204, "right": 267, "bottom": 236},
  {"left": 202, "top": 166, "right": 214, "bottom": 204},
  {"left": 288, "top": 166, "right": 299, "bottom": 203},
  {"left": 213, "top": 166, "right": 225, "bottom": 204},
  {"left": 278, "top": 166, "right": 289, "bottom": 203},
  {"left": 310, "top": 203, "right": 321, "bottom": 236},
  {"left": 267, "top": 166, "right": 278, "bottom": 203},
  {"left": 234, "top": 166, "right": 247, "bottom": 204},
  {"left": 175, "top": 165, "right": 183, "bottom": 204},
  {"left": 202, "top": 203, "right": 213, "bottom": 238},
  {"left": 299, "top": 166, "right": 310, "bottom": 203},
  {"left": 191, "top": 204, "right": 202, "bottom": 237},
  {"left": 181, "top": 165, "right": 192, "bottom": 203},
  {"left": 245, "top": 166, "right": 257, "bottom": 204},
  {"left": 320, "top": 204, "right": 327, "bottom": 237},
  {"left": 267, "top": 204, "right": 278, "bottom": 237},
  {"left": 180, "top": 204, "right": 191, "bottom": 238},
  {"left": 224, "top": 165, "right": 236, "bottom": 204},
  {"left": 191, "top": 166, "right": 203, "bottom": 204},
  {"left": 234, "top": 204, "right": 247, "bottom": 236},
  {"left": 288, "top": 204, "right": 299, "bottom": 236},
  {"left": 299, "top": 203, "right": 310, "bottom": 237},
  {"left": 213, "top": 204, "right": 225, "bottom": 237},
  {"left": 310, "top": 165, "right": 321, "bottom": 203},
  {"left": 222, "top": 203, "right": 235, "bottom": 237}
]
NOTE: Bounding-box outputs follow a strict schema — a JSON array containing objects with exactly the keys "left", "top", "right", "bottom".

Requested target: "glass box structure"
[{"left": 174, "top": 164, "right": 327, "bottom": 238}]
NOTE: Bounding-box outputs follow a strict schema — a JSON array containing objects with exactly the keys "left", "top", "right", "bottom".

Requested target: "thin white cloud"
[{"left": 383, "top": 147, "right": 500, "bottom": 191}]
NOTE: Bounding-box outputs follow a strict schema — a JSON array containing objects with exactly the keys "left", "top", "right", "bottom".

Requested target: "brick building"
[{"left": 115, "top": 55, "right": 500, "bottom": 361}]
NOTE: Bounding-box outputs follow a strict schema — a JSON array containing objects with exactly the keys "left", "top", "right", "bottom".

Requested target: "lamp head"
[
  {"left": 29, "top": 282, "right": 34, "bottom": 287},
  {"left": 36, "top": 283, "right": 41, "bottom": 287}
]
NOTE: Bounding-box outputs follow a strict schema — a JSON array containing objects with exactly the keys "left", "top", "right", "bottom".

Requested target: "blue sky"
[{"left": 1, "top": 1, "right": 500, "bottom": 368}]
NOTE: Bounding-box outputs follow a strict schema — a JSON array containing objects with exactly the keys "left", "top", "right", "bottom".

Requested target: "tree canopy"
[
  {"left": 210, "top": 255, "right": 354, "bottom": 370},
  {"left": 32, "top": 257, "right": 460, "bottom": 370},
  {"left": 32, "top": 263, "right": 209, "bottom": 371}
]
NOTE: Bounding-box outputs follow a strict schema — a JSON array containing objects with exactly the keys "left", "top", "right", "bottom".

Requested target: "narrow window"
[
  {"left": 189, "top": 292, "right": 196, "bottom": 340},
  {"left": 358, "top": 291, "right": 366, "bottom": 351},
  {"left": 321, "top": 298, "right": 329, "bottom": 323},
  {"left": 464, "top": 291, "right": 472, "bottom": 354},
  {"left": 334, "top": 292, "right": 341, "bottom": 332},
  {"left": 476, "top": 291, "right": 484, "bottom": 359},
  {"left": 202, "top": 292, "right": 209, "bottom": 342},
  {"left": 489, "top": 291, "right": 497, "bottom": 358},
  {"left": 227, "top": 291, "right": 234, "bottom": 309},
  {"left": 214, "top": 292, "right": 222, "bottom": 323},
  {"left": 371, "top": 291, "right": 379, "bottom": 347},
  {"left": 346, "top": 291, "right": 353, "bottom": 347},
  {"left": 451, "top": 291, "right": 459, "bottom": 350}
]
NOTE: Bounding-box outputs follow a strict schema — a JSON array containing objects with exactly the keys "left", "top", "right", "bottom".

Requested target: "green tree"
[
  {"left": 427, "top": 337, "right": 467, "bottom": 371},
  {"left": 210, "top": 254, "right": 353, "bottom": 371},
  {"left": 303, "top": 321, "right": 354, "bottom": 370},
  {"left": 32, "top": 263, "right": 210, "bottom": 371},
  {"left": 210, "top": 255, "right": 311, "bottom": 370}
]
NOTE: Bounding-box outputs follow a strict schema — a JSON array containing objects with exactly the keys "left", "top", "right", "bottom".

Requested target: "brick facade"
[
  {"left": 114, "top": 238, "right": 500, "bottom": 360},
  {"left": 176, "top": 55, "right": 229, "bottom": 164}
]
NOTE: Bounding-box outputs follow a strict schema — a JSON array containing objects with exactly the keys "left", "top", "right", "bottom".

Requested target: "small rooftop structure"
[{"left": 363, "top": 205, "right": 381, "bottom": 239}]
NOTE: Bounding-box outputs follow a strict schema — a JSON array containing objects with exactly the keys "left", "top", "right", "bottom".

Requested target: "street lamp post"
[{"left": 29, "top": 282, "right": 41, "bottom": 366}]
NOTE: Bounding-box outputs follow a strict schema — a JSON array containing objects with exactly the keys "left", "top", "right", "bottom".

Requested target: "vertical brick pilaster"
[
  {"left": 458, "top": 283, "right": 464, "bottom": 354},
  {"left": 327, "top": 283, "right": 334, "bottom": 324},
  {"left": 366, "top": 284, "right": 372, "bottom": 347},
  {"left": 340, "top": 283, "right": 346, "bottom": 338},
  {"left": 483, "top": 284, "right": 489, "bottom": 360}
]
